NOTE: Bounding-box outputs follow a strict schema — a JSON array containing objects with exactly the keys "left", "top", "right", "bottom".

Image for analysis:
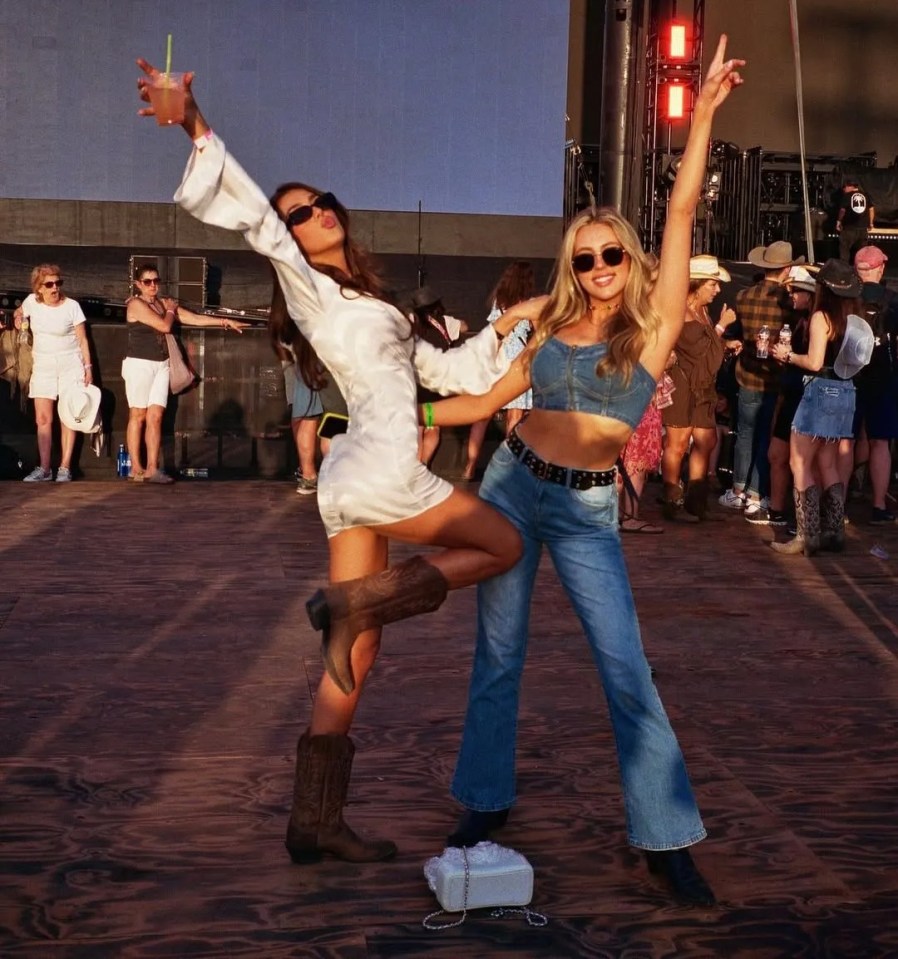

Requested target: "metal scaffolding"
[{"left": 639, "top": 0, "right": 705, "bottom": 254}]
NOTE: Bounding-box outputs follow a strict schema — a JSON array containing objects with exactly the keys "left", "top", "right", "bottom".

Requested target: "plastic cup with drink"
[
  {"left": 756, "top": 325, "right": 770, "bottom": 359},
  {"left": 147, "top": 34, "right": 185, "bottom": 126},
  {"left": 148, "top": 72, "right": 186, "bottom": 125}
]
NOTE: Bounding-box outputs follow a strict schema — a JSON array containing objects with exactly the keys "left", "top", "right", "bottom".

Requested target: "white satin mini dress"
[{"left": 174, "top": 135, "right": 508, "bottom": 537}]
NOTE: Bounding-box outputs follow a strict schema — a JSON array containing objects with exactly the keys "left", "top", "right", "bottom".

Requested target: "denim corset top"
[{"left": 530, "top": 337, "right": 656, "bottom": 429}]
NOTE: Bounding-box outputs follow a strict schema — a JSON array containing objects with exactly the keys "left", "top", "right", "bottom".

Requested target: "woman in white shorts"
[
  {"left": 14, "top": 264, "right": 92, "bottom": 483},
  {"left": 122, "top": 263, "right": 246, "bottom": 483}
]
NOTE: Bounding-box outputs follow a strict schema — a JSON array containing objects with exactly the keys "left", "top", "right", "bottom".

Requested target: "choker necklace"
[{"left": 588, "top": 301, "right": 620, "bottom": 316}]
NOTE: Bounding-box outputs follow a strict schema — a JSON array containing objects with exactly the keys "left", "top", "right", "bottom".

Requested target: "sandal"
[
  {"left": 620, "top": 518, "right": 664, "bottom": 534},
  {"left": 128, "top": 471, "right": 146, "bottom": 482},
  {"left": 145, "top": 470, "right": 175, "bottom": 485}
]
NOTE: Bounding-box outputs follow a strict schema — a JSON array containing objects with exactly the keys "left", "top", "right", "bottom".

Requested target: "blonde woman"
[
  {"left": 14, "top": 265, "right": 92, "bottom": 482},
  {"left": 423, "top": 38, "right": 743, "bottom": 904}
]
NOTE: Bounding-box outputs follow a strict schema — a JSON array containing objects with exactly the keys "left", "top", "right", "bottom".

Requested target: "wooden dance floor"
[{"left": 3, "top": 479, "right": 898, "bottom": 958}]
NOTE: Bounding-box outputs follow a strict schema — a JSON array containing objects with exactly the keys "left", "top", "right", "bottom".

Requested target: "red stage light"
[
  {"left": 666, "top": 84, "right": 686, "bottom": 120},
  {"left": 668, "top": 22, "right": 687, "bottom": 60}
]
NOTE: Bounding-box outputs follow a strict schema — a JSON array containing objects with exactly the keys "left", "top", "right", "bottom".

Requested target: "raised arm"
[
  {"left": 651, "top": 36, "right": 744, "bottom": 348},
  {"left": 136, "top": 59, "right": 209, "bottom": 140},
  {"left": 176, "top": 303, "right": 248, "bottom": 332},
  {"left": 136, "top": 59, "right": 327, "bottom": 340}
]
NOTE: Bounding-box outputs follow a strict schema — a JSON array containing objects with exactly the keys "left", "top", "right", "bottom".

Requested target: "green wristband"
[{"left": 423, "top": 402, "right": 435, "bottom": 429}]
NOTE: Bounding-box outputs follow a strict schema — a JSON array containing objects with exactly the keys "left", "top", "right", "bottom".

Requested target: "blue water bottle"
[{"left": 117, "top": 444, "right": 130, "bottom": 479}]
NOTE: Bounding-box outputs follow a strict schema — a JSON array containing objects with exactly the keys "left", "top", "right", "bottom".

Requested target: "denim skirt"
[{"left": 792, "top": 375, "right": 856, "bottom": 440}]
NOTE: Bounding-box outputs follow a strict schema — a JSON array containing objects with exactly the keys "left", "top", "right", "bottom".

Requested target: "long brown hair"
[
  {"left": 268, "top": 275, "right": 327, "bottom": 390},
  {"left": 267, "top": 181, "right": 407, "bottom": 387},
  {"left": 814, "top": 286, "right": 859, "bottom": 342},
  {"left": 489, "top": 261, "right": 535, "bottom": 312}
]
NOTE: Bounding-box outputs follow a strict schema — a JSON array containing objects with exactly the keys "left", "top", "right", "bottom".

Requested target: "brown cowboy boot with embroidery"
[
  {"left": 772, "top": 486, "right": 820, "bottom": 556},
  {"left": 820, "top": 483, "right": 846, "bottom": 552},
  {"left": 306, "top": 556, "right": 449, "bottom": 694},
  {"left": 285, "top": 731, "right": 397, "bottom": 864}
]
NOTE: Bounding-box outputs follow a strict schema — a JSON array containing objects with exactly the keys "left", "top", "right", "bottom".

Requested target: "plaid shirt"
[{"left": 735, "top": 279, "right": 791, "bottom": 391}]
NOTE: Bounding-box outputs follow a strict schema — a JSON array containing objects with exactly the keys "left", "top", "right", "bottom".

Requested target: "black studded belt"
[{"left": 506, "top": 430, "right": 617, "bottom": 490}]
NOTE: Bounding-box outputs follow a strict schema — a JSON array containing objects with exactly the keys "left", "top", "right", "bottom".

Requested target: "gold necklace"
[{"left": 587, "top": 301, "right": 620, "bottom": 324}]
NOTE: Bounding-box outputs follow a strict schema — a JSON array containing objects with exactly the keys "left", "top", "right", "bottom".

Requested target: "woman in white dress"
[{"left": 137, "top": 60, "right": 531, "bottom": 866}]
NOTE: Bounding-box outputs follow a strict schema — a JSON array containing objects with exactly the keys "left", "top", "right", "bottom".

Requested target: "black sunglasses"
[
  {"left": 285, "top": 192, "right": 339, "bottom": 229},
  {"left": 42, "top": 279, "right": 64, "bottom": 289},
  {"left": 140, "top": 277, "right": 160, "bottom": 285},
  {"left": 572, "top": 248, "right": 627, "bottom": 273}
]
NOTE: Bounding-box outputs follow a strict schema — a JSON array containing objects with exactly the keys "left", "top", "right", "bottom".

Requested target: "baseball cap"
[{"left": 854, "top": 246, "right": 888, "bottom": 272}]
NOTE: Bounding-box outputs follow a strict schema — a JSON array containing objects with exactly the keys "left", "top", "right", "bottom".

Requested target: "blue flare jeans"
[{"left": 450, "top": 441, "right": 707, "bottom": 850}]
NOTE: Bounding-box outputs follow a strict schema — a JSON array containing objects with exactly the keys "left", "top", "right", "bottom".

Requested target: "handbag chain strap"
[{"left": 422, "top": 846, "right": 548, "bottom": 931}]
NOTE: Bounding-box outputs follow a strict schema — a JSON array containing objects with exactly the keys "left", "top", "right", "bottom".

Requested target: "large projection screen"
[{"left": 0, "top": 0, "right": 570, "bottom": 217}]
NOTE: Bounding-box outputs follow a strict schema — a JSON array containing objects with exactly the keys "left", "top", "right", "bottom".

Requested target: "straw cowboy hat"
[
  {"left": 786, "top": 265, "right": 816, "bottom": 294},
  {"left": 689, "top": 255, "right": 731, "bottom": 283},
  {"left": 58, "top": 383, "right": 102, "bottom": 433},
  {"left": 747, "top": 241, "right": 805, "bottom": 270}
]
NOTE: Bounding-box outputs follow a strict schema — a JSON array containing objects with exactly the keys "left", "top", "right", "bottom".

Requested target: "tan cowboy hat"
[
  {"left": 747, "top": 241, "right": 805, "bottom": 270},
  {"left": 689, "top": 255, "right": 731, "bottom": 283},
  {"left": 58, "top": 383, "right": 102, "bottom": 433}
]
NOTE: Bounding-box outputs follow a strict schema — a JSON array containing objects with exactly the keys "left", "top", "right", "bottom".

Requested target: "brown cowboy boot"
[
  {"left": 285, "top": 731, "right": 397, "bottom": 864},
  {"left": 820, "top": 483, "right": 846, "bottom": 552},
  {"left": 662, "top": 481, "right": 699, "bottom": 523},
  {"left": 771, "top": 486, "right": 820, "bottom": 556},
  {"left": 684, "top": 479, "right": 709, "bottom": 521},
  {"left": 306, "top": 556, "right": 449, "bottom": 694}
]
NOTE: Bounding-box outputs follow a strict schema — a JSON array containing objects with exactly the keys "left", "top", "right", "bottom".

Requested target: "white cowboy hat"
[
  {"left": 689, "top": 255, "right": 731, "bottom": 283},
  {"left": 834, "top": 314, "right": 874, "bottom": 379},
  {"left": 59, "top": 383, "right": 102, "bottom": 433},
  {"left": 786, "top": 266, "right": 816, "bottom": 294}
]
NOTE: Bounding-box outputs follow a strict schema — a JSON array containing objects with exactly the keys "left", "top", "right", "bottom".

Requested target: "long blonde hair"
[{"left": 531, "top": 207, "right": 660, "bottom": 384}]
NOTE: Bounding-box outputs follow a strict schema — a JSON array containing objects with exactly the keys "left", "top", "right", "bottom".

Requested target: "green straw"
[{"left": 165, "top": 33, "right": 172, "bottom": 77}]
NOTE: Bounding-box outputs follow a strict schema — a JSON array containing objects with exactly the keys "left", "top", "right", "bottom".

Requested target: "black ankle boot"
[
  {"left": 644, "top": 848, "right": 716, "bottom": 905},
  {"left": 446, "top": 808, "right": 510, "bottom": 847}
]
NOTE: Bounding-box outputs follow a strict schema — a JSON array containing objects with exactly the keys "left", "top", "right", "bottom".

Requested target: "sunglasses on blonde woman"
[
  {"left": 42, "top": 279, "right": 64, "bottom": 289},
  {"left": 571, "top": 248, "right": 626, "bottom": 272},
  {"left": 285, "top": 192, "right": 339, "bottom": 229}
]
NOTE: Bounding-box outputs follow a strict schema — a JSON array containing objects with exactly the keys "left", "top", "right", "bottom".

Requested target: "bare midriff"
[{"left": 516, "top": 408, "right": 632, "bottom": 471}]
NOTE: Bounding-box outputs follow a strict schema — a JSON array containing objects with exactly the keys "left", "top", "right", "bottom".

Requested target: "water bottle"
[
  {"left": 181, "top": 467, "right": 209, "bottom": 479},
  {"left": 778, "top": 324, "right": 792, "bottom": 351},
  {"left": 19, "top": 314, "right": 33, "bottom": 347},
  {"left": 117, "top": 444, "right": 130, "bottom": 479},
  {"left": 756, "top": 325, "right": 770, "bottom": 359}
]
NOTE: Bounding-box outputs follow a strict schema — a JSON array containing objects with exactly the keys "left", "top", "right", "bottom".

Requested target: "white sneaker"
[
  {"left": 743, "top": 496, "right": 768, "bottom": 517},
  {"left": 718, "top": 489, "right": 745, "bottom": 509},
  {"left": 23, "top": 467, "right": 52, "bottom": 482},
  {"left": 55, "top": 467, "right": 73, "bottom": 483}
]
